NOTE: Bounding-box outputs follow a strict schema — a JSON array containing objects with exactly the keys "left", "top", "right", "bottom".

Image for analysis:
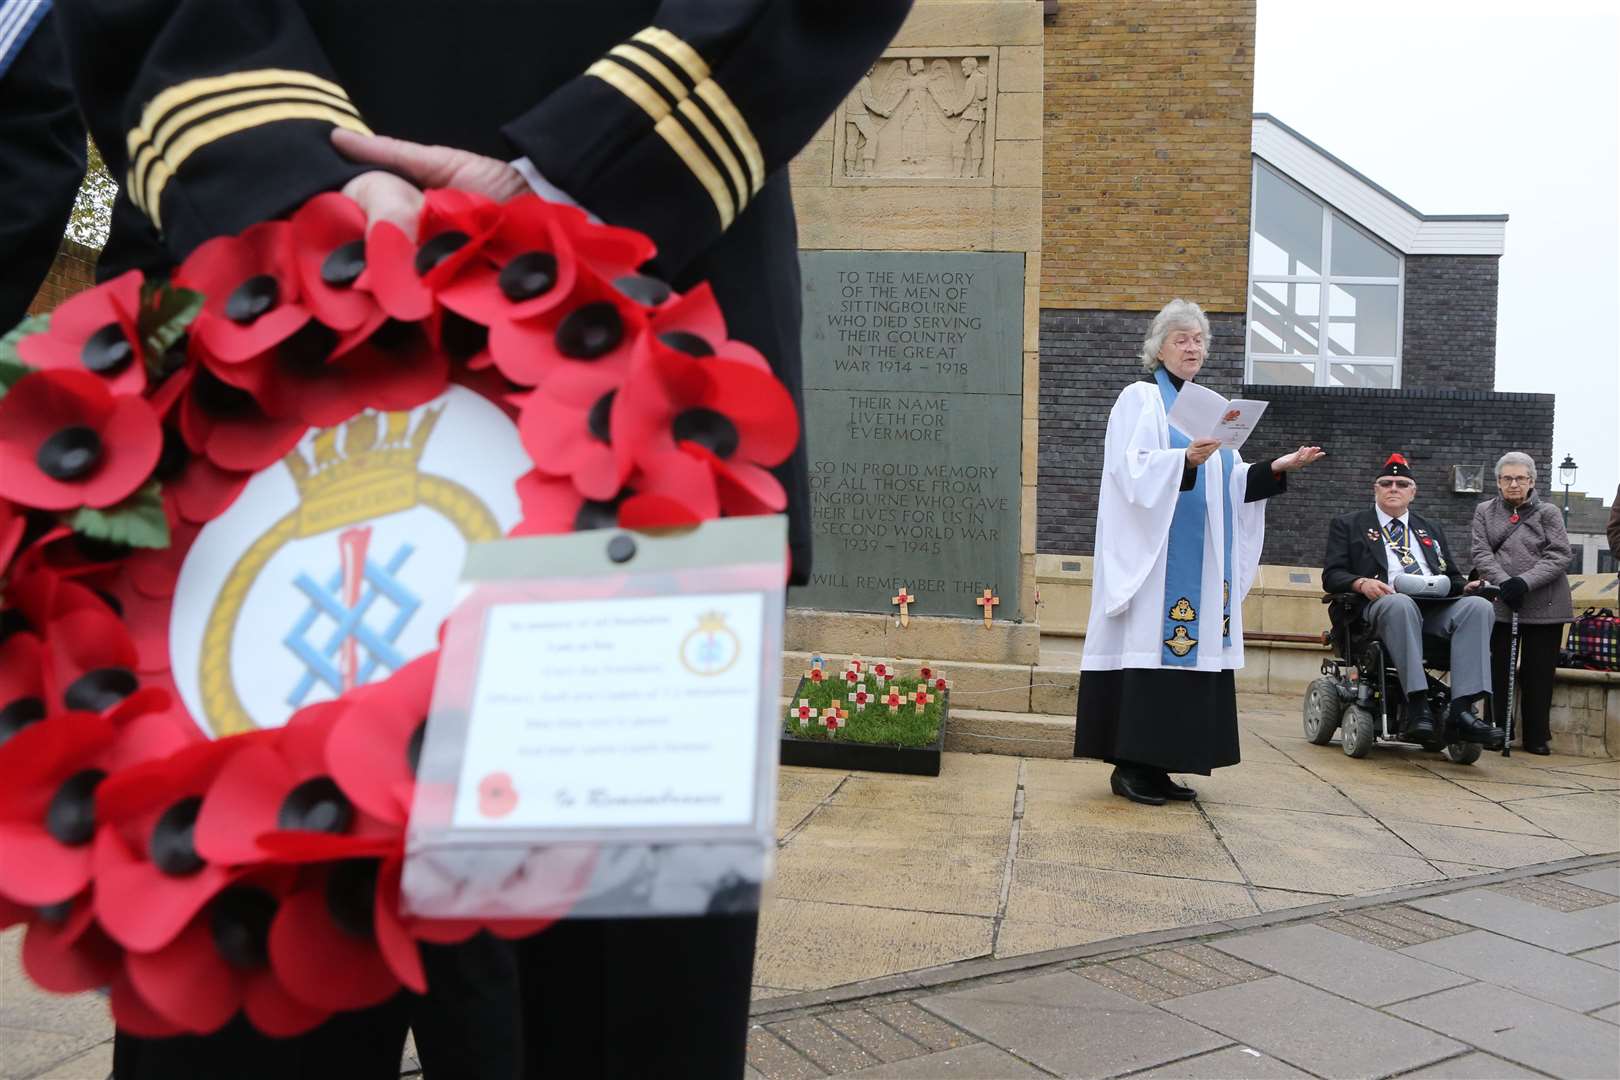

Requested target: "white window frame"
[{"left": 1246, "top": 160, "right": 1405, "bottom": 388}]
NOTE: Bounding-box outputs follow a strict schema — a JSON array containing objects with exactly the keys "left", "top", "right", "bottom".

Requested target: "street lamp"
[{"left": 1557, "top": 453, "right": 1578, "bottom": 526}]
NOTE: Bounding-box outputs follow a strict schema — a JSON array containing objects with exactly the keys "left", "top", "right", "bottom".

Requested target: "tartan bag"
[{"left": 1565, "top": 608, "right": 1620, "bottom": 672}]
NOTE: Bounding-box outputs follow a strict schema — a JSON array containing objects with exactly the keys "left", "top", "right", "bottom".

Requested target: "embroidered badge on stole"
[{"left": 1154, "top": 369, "right": 1235, "bottom": 666}]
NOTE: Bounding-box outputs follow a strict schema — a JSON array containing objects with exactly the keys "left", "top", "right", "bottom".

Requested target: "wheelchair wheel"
[
  {"left": 1303, "top": 678, "right": 1344, "bottom": 745},
  {"left": 1341, "top": 704, "right": 1376, "bottom": 758},
  {"left": 1445, "top": 741, "right": 1482, "bottom": 765}
]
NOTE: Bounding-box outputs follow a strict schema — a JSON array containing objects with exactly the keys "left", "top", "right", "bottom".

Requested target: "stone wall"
[
  {"left": 1399, "top": 254, "right": 1501, "bottom": 392},
  {"left": 27, "top": 239, "right": 99, "bottom": 315},
  {"left": 1042, "top": 0, "right": 1256, "bottom": 312}
]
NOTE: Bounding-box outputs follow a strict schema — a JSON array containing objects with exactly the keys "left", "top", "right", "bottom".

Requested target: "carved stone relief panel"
[{"left": 832, "top": 48, "right": 996, "bottom": 185}]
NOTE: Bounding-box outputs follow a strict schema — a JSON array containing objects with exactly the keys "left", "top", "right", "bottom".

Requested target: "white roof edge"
[{"left": 1252, "top": 114, "right": 1506, "bottom": 257}]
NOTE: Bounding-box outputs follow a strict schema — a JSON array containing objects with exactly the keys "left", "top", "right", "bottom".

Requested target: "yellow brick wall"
[{"left": 1042, "top": 1, "right": 1255, "bottom": 312}]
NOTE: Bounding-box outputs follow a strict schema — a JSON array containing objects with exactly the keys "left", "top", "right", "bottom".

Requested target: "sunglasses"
[{"left": 1375, "top": 479, "right": 1414, "bottom": 490}]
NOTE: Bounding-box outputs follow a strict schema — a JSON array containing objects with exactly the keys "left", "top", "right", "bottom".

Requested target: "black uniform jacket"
[
  {"left": 0, "top": 9, "right": 87, "bottom": 326},
  {"left": 1322, "top": 508, "right": 1466, "bottom": 616},
  {"left": 54, "top": 0, "right": 915, "bottom": 583}
]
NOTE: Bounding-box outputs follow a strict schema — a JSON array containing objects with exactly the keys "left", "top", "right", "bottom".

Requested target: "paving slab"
[
  {"left": 1388, "top": 981, "right": 1620, "bottom": 1078},
  {"left": 31, "top": 1040, "right": 114, "bottom": 1080},
  {"left": 1409, "top": 889, "right": 1620, "bottom": 953},
  {"left": 1502, "top": 792, "right": 1620, "bottom": 851},
  {"left": 754, "top": 898, "right": 992, "bottom": 991},
  {"left": 919, "top": 970, "right": 1230, "bottom": 1079},
  {"left": 0, "top": 1026, "right": 103, "bottom": 1080},
  {"left": 999, "top": 862, "right": 1257, "bottom": 954},
  {"left": 1391, "top": 1050, "right": 1545, "bottom": 1078},
  {"left": 1015, "top": 816, "right": 1245, "bottom": 884},
  {"left": 1125, "top": 1045, "right": 1313, "bottom": 1078},
  {"left": 1402, "top": 930, "right": 1620, "bottom": 1011},
  {"left": 767, "top": 1017, "right": 881, "bottom": 1074},
  {"left": 820, "top": 1009, "right": 931, "bottom": 1064},
  {"left": 1211, "top": 923, "right": 1470, "bottom": 1006},
  {"left": 1159, "top": 975, "right": 1466, "bottom": 1079},
  {"left": 1179, "top": 760, "right": 1364, "bottom": 816},
  {"left": 1380, "top": 819, "right": 1586, "bottom": 869},
  {"left": 1336, "top": 783, "right": 1555, "bottom": 835},
  {"left": 1592, "top": 1003, "right": 1620, "bottom": 1025},
  {"left": 845, "top": 1042, "right": 1050, "bottom": 1078},
  {"left": 1576, "top": 942, "right": 1620, "bottom": 970},
  {"left": 1566, "top": 865, "right": 1620, "bottom": 896}
]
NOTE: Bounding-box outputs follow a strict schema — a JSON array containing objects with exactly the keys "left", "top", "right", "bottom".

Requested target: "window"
[{"left": 1247, "top": 162, "right": 1403, "bottom": 388}]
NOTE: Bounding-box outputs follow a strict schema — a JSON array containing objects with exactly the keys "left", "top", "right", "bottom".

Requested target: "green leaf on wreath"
[
  {"left": 64, "top": 481, "right": 170, "bottom": 549},
  {"left": 139, "top": 282, "right": 204, "bottom": 374},
  {"left": 0, "top": 313, "right": 49, "bottom": 398}
]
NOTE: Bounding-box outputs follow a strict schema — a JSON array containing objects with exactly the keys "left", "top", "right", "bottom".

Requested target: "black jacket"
[
  {"left": 1322, "top": 508, "right": 1466, "bottom": 613},
  {"left": 53, "top": 0, "right": 916, "bottom": 584}
]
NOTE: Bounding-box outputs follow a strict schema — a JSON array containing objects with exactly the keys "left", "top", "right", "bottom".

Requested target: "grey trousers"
[{"left": 1366, "top": 593, "right": 1493, "bottom": 699}]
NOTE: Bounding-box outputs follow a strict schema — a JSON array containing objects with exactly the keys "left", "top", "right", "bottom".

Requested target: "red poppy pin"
[{"left": 477, "top": 772, "right": 518, "bottom": 818}]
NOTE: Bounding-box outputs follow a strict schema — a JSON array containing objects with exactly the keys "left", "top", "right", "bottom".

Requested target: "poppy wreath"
[{"left": 0, "top": 188, "right": 799, "bottom": 1036}]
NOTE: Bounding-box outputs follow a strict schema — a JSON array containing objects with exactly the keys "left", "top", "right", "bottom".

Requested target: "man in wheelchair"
[{"left": 1320, "top": 453, "right": 1503, "bottom": 751}]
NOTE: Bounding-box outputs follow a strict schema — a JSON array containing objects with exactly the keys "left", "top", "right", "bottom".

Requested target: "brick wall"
[
  {"left": 1400, "top": 254, "right": 1500, "bottom": 391},
  {"left": 26, "top": 239, "right": 100, "bottom": 315},
  {"left": 1042, "top": 0, "right": 1255, "bottom": 312},
  {"left": 1037, "top": 308, "right": 1554, "bottom": 571}
]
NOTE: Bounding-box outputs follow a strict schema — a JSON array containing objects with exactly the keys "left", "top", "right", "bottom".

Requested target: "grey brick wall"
[
  {"left": 1039, "top": 308, "right": 1554, "bottom": 572},
  {"left": 1400, "top": 255, "right": 1500, "bottom": 391}
]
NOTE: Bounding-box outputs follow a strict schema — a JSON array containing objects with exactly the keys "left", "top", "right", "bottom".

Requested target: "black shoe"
[
  {"left": 1110, "top": 766, "right": 1167, "bottom": 806},
  {"left": 1403, "top": 697, "right": 1437, "bottom": 743},
  {"left": 1451, "top": 710, "right": 1505, "bottom": 748},
  {"left": 1154, "top": 772, "right": 1198, "bottom": 801},
  {"left": 1524, "top": 743, "right": 1551, "bottom": 755}
]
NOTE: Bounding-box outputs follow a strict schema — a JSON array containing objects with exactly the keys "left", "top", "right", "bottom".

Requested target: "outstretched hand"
[
  {"left": 331, "top": 129, "right": 530, "bottom": 240},
  {"left": 1272, "top": 445, "right": 1326, "bottom": 473}
]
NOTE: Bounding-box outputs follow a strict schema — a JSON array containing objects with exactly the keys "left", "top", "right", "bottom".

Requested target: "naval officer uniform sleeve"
[
  {"left": 502, "top": 0, "right": 914, "bottom": 276},
  {"left": 51, "top": 0, "right": 373, "bottom": 260}
]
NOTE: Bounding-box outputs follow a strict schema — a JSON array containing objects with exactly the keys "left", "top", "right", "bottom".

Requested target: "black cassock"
[
  {"left": 1073, "top": 460, "right": 1286, "bottom": 776},
  {"left": 53, "top": 0, "right": 913, "bottom": 1075}
]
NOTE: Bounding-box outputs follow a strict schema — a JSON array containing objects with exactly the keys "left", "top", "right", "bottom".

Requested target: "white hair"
[
  {"left": 1140, "top": 298, "right": 1212, "bottom": 373},
  {"left": 1495, "top": 451, "right": 1537, "bottom": 486}
]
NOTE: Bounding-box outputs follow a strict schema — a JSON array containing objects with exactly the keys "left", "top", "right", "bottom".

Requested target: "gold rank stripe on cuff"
[
  {"left": 586, "top": 27, "right": 766, "bottom": 228},
  {"left": 124, "top": 69, "right": 371, "bottom": 227}
]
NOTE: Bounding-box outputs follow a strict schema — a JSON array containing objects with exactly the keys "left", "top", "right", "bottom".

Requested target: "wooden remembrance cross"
[
  {"left": 976, "top": 588, "right": 999, "bottom": 628},
  {"left": 891, "top": 585, "right": 915, "bottom": 627}
]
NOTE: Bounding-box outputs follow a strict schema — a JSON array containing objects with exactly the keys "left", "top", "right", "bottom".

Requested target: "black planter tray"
[{"left": 778, "top": 677, "right": 947, "bottom": 777}]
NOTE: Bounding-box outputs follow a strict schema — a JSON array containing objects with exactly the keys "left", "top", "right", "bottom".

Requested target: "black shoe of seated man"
[
  {"left": 1152, "top": 770, "right": 1197, "bottom": 801},
  {"left": 1402, "top": 695, "right": 1437, "bottom": 743},
  {"left": 1450, "top": 705, "right": 1504, "bottom": 748},
  {"left": 1110, "top": 766, "right": 1167, "bottom": 806}
]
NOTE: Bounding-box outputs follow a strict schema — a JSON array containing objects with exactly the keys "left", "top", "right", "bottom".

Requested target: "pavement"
[{"left": 2, "top": 692, "right": 1617, "bottom": 1079}]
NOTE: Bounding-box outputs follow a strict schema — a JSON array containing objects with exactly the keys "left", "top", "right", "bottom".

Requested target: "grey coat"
[{"left": 1469, "top": 491, "right": 1574, "bottom": 624}]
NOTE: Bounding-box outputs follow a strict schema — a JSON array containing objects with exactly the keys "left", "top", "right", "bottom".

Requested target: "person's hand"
[
  {"left": 1355, "top": 577, "right": 1395, "bottom": 600},
  {"left": 1463, "top": 579, "right": 1484, "bottom": 593},
  {"left": 1500, "top": 576, "right": 1530, "bottom": 610},
  {"left": 1271, "top": 445, "right": 1326, "bottom": 473},
  {"left": 1185, "top": 438, "right": 1221, "bottom": 467},
  {"left": 331, "top": 129, "right": 531, "bottom": 240}
]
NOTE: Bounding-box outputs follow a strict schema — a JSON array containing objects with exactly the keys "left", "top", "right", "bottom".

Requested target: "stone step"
[
  {"left": 780, "top": 649, "right": 1080, "bottom": 715},
  {"left": 946, "top": 707, "right": 1074, "bottom": 759}
]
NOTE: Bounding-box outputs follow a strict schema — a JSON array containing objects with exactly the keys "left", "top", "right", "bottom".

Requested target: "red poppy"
[
  {"left": 612, "top": 344, "right": 799, "bottom": 518},
  {"left": 175, "top": 222, "right": 309, "bottom": 364},
  {"left": 0, "top": 369, "right": 163, "bottom": 511},
  {"left": 289, "top": 193, "right": 383, "bottom": 334},
  {"left": 516, "top": 362, "right": 627, "bottom": 500},
  {"left": 436, "top": 194, "right": 580, "bottom": 328},
  {"left": 194, "top": 703, "right": 396, "bottom": 868},
  {"left": 16, "top": 270, "right": 149, "bottom": 397},
  {"left": 176, "top": 364, "right": 308, "bottom": 472},
  {"left": 0, "top": 498, "right": 25, "bottom": 570},
  {"left": 109, "top": 969, "right": 185, "bottom": 1038},
  {"left": 486, "top": 268, "right": 644, "bottom": 387},
  {"left": 0, "top": 633, "right": 47, "bottom": 748},
  {"left": 164, "top": 443, "right": 251, "bottom": 525},
  {"left": 5, "top": 891, "right": 123, "bottom": 994},
  {"left": 550, "top": 202, "right": 657, "bottom": 283},
  {"left": 510, "top": 471, "right": 701, "bottom": 537},
  {"left": 476, "top": 772, "right": 518, "bottom": 818},
  {"left": 325, "top": 654, "right": 435, "bottom": 827},
  {"left": 123, "top": 869, "right": 330, "bottom": 1036},
  {"left": 0, "top": 712, "right": 117, "bottom": 906},
  {"left": 44, "top": 603, "right": 139, "bottom": 715},
  {"left": 266, "top": 858, "right": 401, "bottom": 1011}
]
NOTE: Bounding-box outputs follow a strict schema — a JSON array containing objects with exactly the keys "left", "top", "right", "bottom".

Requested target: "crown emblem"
[
  {"left": 1168, "top": 597, "right": 1196, "bottom": 622},
  {"left": 282, "top": 407, "right": 442, "bottom": 536},
  {"left": 695, "top": 611, "right": 730, "bottom": 633},
  {"left": 1164, "top": 625, "right": 1197, "bottom": 656}
]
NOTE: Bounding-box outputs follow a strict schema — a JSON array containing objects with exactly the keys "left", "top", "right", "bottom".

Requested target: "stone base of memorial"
[{"left": 779, "top": 676, "right": 946, "bottom": 777}]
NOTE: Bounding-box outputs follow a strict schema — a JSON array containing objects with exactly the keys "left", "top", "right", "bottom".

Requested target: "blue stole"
[{"left": 1155, "top": 368, "right": 1234, "bottom": 666}]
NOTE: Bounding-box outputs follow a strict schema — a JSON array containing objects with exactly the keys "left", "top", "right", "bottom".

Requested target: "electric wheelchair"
[{"left": 1301, "top": 585, "right": 1501, "bottom": 764}]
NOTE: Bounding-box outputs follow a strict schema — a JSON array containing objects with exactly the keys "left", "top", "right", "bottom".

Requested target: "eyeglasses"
[
  {"left": 1498, "top": 476, "right": 1531, "bottom": 486},
  {"left": 1375, "top": 479, "right": 1414, "bottom": 490}
]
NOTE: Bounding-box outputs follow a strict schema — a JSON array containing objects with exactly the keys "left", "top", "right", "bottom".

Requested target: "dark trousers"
[{"left": 1490, "top": 621, "right": 1562, "bottom": 748}]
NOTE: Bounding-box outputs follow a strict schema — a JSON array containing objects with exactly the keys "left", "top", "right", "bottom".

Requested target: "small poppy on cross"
[
  {"left": 976, "top": 588, "right": 999, "bottom": 628},
  {"left": 918, "top": 662, "right": 933, "bottom": 682},
  {"left": 883, "top": 688, "right": 905, "bottom": 713},
  {"left": 823, "top": 701, "right": 847, "bottom": 734},
  {"left": 912, "top": 687, "right": 934, "bottom": 711},
  {"left": 841, "top": 667, "right": 861, "bottom": 688},
  {"left": 791, "top": 698, "right": 818, "bottom": 728},
  {"left": 931, "top": 673, "right": 951, "bottom": 694},
  {"left": 847, "top": 657, "right": 863, "bottom": 673},
  {"left": 851, "top": 686, "right": 873, "bottom": 711},
  {"left": 872, "top": 661, "right": 892, "bottom": 685},
  {"left": 891, "top": 586, "right": 915, "bottom": 627}
]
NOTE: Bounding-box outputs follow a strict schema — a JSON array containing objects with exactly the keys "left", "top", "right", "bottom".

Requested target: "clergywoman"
[{"left": 1074, "top": 299, "right": 1323, "bottom": 805}]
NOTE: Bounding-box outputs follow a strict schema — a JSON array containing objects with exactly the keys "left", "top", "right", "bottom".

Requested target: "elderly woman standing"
[
  {"left": 1074, "top": 299, "right": 1323, "bottom": 804},
  {"left": 1470, "top": 452, "right": 1573, "bottom": 754}
]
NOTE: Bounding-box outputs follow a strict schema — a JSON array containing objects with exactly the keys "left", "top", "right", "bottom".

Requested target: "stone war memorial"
[{"left": 786, "top": 1, "right": 1043, "bottom": 708}]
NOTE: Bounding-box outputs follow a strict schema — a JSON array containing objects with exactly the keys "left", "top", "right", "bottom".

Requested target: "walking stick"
[{"left": 1502, "top": 609, "right": 1519, "bottom": 758}]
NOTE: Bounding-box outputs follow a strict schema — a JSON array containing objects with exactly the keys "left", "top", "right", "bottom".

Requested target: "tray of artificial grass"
[{"left": 779, "top": 673, "right": 946, "bottom": 776}]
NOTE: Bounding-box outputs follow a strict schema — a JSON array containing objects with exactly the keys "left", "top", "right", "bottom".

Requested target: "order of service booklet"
[{"left": 1165, "top": 380, "right": 1268, "bottom": 451}]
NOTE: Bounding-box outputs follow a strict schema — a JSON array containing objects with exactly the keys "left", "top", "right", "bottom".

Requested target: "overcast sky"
[{"left": 1254, "top": 0, "right": 1619, "bottom": 505}]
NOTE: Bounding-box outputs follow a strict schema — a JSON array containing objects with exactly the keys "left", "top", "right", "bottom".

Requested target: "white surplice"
[{"left": 1081, "top": 381, "right": 1271, "bottom": 673}]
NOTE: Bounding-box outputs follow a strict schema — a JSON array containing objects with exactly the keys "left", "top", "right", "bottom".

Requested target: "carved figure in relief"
[
  {"left": 841, "top": 72, "right": 892, "bottom": 177},
  {"left": 948, "top": 57, "right": 988, "bottom": 178},
  {"left": 894, "top": 58, "right": 935, "bottom": 165}
]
